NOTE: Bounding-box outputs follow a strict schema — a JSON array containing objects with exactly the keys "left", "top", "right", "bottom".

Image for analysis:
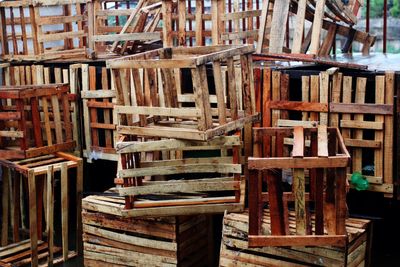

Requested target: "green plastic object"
[{"left": 350, "top": 172, "right": 369, "bottom": 191}]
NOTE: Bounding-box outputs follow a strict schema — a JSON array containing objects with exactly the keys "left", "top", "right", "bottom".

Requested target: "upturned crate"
[
  {"left": 82, "top": 195, "right": 213, "bottom": 266},
  {"left": 220, "top": 211, "right": 372, "bottom": 267},
  {"left": 114, "top": 135, "right": 245, "bottom": 217},
  {"left": 248, "top": 126, "right": 350, "bottom": 247},
  {"left": 108, "top": 45, "right": 258, "bottom": 141},
  {"left": 0, "top": 83, "right": 76, "bottom": 159}
]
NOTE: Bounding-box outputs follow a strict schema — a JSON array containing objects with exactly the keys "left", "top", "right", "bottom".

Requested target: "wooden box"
[
  {"left": 87, "top": 0, "right": 161, "bottom": 58},
  {"left": 0, "top": 152, "right": 83, "bottom": 267},
  {"left": 82, "top": 195, "right": 213, "bottom": 266},
  {"left": 114, "top": 135, "right": 245, "bottom": 217},
  {"left": 220, "top": 211, "right": 372, "bottom": 267},
  {"left": 257, "top": 68, "right": 396, "bottom": 197},
  {"left": 248, "top": 126, "right": 350, "bottom": 247},
  {"left": 108, "top": 45, "right": 258, "bottom": 141},
  {"left": 0, "top": 83, "right": 76, "bottom": 159},
  {"left": 0, "top": 0, "right": 87, "bottom": 61}
]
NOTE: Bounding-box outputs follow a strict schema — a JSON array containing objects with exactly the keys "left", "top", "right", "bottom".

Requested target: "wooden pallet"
[
  {"left": 248, "top": 126, "right": 350, "bottom": 247},
  {"left": 0, "top": 152, "right": 83, "bottom": 267},
  {"left": 220, "top": 210, "right": 372, "bottom": 267},
  {"left": 76, "top": 64, "right": 118, "bottom": 162},
  {"left": 0, "top": 0, "right": 87, "bottom": 61},
  {"left": 114, "top": 135, "right": 245, "bottom": 217},
  {"left": 87, "top": 0, "right": 161, "bottom": 58},
  {"left": 82, "top": 200, "right": 213, "bottom": 266},
  {"left": 329, "top": 71, "right": 395, "bottom": 196},
  {"left": 108, "top": 45, "right": 258, "bottom": 141},
  {"left": 0, "top": 83, "right": 75, "bottom": 159}
]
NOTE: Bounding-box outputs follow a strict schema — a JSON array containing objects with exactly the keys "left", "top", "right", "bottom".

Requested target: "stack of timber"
[
  {"left": 87, "top": 0, "right": 162, "bottom": 58},
  {"left": 0, "top": 0, "right": 87, "bottom": 61},
  {"left": 220, "top": 211, "right": 372, "bottom": 267},
  {"left": 82, "top": 195, "right": 213, "bottom": 266},
  {"left": 248, "top": 126, "right": 350, "bottom": 247},
  {"left": 257, "top": 68, "right": 396, "bottom": 197},
  {"left": 0, "top": 83, "right": 76, "bottom": 159},
  {"left": 0, "top": 152, "right": 83, "bottom": 266}
]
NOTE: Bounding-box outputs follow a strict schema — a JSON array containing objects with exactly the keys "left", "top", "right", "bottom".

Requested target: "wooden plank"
[
  {"left": 61, "top": 163, "right": 68, "bottom": 261},
  {"left": 256, "top": 0, "right": 270, "bottom": 53},
  {"left": 309, "top": 0, "right": 327, "bottom": 54},
  {"left": 28, "top": 169, "right": 38, "bottom": 267},
  {"left": 46, "top": 166, "right": 54, "bottom": 267},
  {"left": 292, "top": 127, "right": 304, "bottom": 158},
  {"left": 292, "top": 0, "right": 307, "bottom": 53},
  {"left": 318, "top": 125, "right": 329, "bottom": 157},
  {"left": 330, "top": 103, "right": 393, "bottom": 115},
  {"left": 268, "top": 0, "right": 290, "bottom": 53},
  {"left": 248, "top": 235, "right": 347, "bottom": 247},
  {"left": 249, "top": 156, "right": 349, "bottom": 169},
  {"left": 375, "top": 76, "right": 385, "bottom": 182},
  {"left": 1, "top": 168, "right": 9, "bottom": 246},
  {"left": 384, "top": 72, "right": 394, "bottom": 189},
  {"left": 319, "top": 72, "right": 329, "bottom": 125},
  {"left": 50, "top": 95, "right": 63, "bottom": 144},
  {"left": 293, "top": 168, "right": 306, "bottom": 235},
  {"left": 353, "top": 78, "right": 367, "bottom": 173}
]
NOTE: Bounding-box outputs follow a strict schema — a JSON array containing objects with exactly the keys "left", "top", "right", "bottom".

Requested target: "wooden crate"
[
  {"left": 82, "top": 195, "right": 213, "bottom": 266},
  {"left": 114, "top": 135, "right": 245, "bottom": 217},
  {"left": 0, "top": 83, "right": 76, "bottom": 159},
  {"left": 78, "top": 64, "right": 118, "bottom": 162},
  {"left": 257, "top": 68, "right": 396, "bottom": 197},
  {"left": 329, "top": 71, "right": 395, "bottom": 196},
  {"left": 87, "top": 0, "right": 161, "bottom": 58},
  {"left": 108, "top": 45, "right": 258, "bottom": 141},
  {"left": 220, "top": 211, "right": 372, "bottom": 267},
  {"left": 248, "top": 126, "right": 350, "bottom": 247},
  {"left": 0, "top": 0, "right": 87, "bottom": 61},
  {"left": 0, "top": 152, "right": 83, "bottom": 267}
]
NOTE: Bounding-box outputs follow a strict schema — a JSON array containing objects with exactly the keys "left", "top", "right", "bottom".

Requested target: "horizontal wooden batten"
[
  {"left": 330, "top": 103, "right": 393, "bottom": 115},
  {"left": 344, "top": 139, "right": 382, "bottom": 148},
  {"left": 248, "top": 156, "right": 349, "bottom": 169},
  {"left": 116, "top": 105, "right": 202, "bottom": 118},
  {"left": 248, "top": 235, "right": 348, "bottom": 247},
  {"left": 92, "top": 32, "right": 160, "bottom": 42},
  {"left": 340, "top": 120, "right": 384, "bottom": 130},
  {"left": 269, "top": 100, "right": 328, "bottom": 112},
  {"left": 81, "top": 90, "right": 116, "bottom": 99}
]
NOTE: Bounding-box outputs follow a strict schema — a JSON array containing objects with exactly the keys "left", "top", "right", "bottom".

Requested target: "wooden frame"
[
  {"left": 114, "top": 135, "right": 245, "bottom": 217},
  {"left": 0, "top": 0, "right": 87, "bottom": 61},
  {"left": 77, "top": 64, "right": 118, "bottom": 162},
  {"left": 0, "top": 83, "right": 76, "bottom": 159},
  {"left": 248, "top": 126, "right": 350, "bottom": 247},
  {"left": 0, "top": 152, "right": 83, "bottom": 267},
  {"left": 329, "top": 71, "right": 395, "bottom": 196},
  {"left": 87, "top": 0, "right": 161, "bottom": 58},
  {"left": 108, "top": 45, "right": 258, "bottom": 141}
]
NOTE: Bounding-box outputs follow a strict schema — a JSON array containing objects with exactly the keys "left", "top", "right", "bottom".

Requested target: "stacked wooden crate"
[
  {"left": 220, "top": 211, "right": 372, "bottom": 267},
  {"left": 257, "top": 68, "right": 396, "bottom": 197},
  {"left": 82, "top": 197, "right": 213, "bottom": 266},
  {"left": 0, "top": 83, "right": 83, "bottom": 267}
]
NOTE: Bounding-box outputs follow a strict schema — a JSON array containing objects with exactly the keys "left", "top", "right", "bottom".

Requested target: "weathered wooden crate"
[
  {"left": 0, "top": 83, "right": 76, "bottom": 159},
  {"left": 220, "top": 211, "right": 372, "bottom": 267},
  {"left": 248, "top": 126, "right": 350, "bottom": 247},
  {"left": 114, "top": 135, "right": 245, "bottom": 217},
  {"left": 256, "top": 68, "right": 396, "bottom": 197},
  {"left": 88, "top": 0, "right": 161, "bottom": 58},
  {"left": 82, "top": 195, "right": 213, "bottom": 266},
  {"left": 254, "top": 0, "right": 375, "bottom": 55},
  {"left": 0, "top": 152, "right": 83, "bottom": 267},
  {"left": 0, "top": 0, "right": 87, "bottom": 61},
  {"left": 329, "top": 71, "right": 395, "bottom": 196},
  {"left": 108, "top": 45, "right": 258, "bottom": 141},
  {"left": 78, "top": 64, "right": 118, "bottom": 162}
]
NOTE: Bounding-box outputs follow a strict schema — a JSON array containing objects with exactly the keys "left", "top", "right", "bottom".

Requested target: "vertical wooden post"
[
  {"left": 46, "top": 166, "right": 54, "bottom": 267},
  {"left": 61, "top": 163, "right": 69, "bottom": 261},
  {"left": 28, "top": 169, "right": 38, "bottom": 267}
]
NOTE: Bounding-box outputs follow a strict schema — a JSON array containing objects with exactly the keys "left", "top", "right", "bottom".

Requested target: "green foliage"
[
  {"left": 362, "top": 0, "right": 385, "bottom": 18},
  {"left": 391, "top": 0, "right": 400, "bottom": 17}
]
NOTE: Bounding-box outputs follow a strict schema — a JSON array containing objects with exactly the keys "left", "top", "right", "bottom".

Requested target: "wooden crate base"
[
  {"left": 82, "top": 204, "right": 213, "bottom": 267},
  {"left": 220, "top": 210, "right": 372, "bottom": 267},
  {"left": 0, "top": 239, "right": 76, "bottom": 267}
]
